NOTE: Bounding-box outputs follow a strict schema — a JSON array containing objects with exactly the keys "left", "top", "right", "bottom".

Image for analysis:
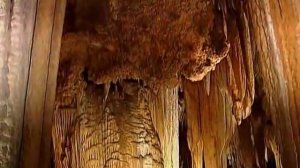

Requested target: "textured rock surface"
[
  {"left": 183, "top": 57, "right": 252, "bottom": 168},
  {"left": 52, "top": 0, "right": 300, "bottom": 167},
  {"left": 242, "top": 0, "right": 300, "bottom": 167},
  {"left": 1, "top": 0, "right": 300, "bottom": 167},
  {"left": 53, "top": 64, "right": 183, "bottom": 167},
  {"left": 148, "top": 87, "right": 179, "bottom": 168},
  {"left": 0, "top": 0, "right": 37, "bottom": 166},
  {"left": 60, "top": 0, "right": 229, "bottom": 85}
]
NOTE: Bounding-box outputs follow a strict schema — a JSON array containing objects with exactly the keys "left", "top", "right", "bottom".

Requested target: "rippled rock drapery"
[
  {"left": 53, "top": 65, "right": 166, "bottom": 168},
  {"left": 247, "top": 0, "right": 300, "bottom": 166}
]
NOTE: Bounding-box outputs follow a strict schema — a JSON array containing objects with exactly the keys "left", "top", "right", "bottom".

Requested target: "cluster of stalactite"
[
  {"left": 51, "top": 0, "right": 300, "bottom": 168},
  {"left": 180, "top": 0, "right": 300, "bottom": 167},
  {"left": 53, "top": 64, "right": 182, "bottom": 168}
]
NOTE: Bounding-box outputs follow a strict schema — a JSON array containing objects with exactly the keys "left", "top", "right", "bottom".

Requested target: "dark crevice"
[
  {"left": 266, "top": 149, "right": 276, "bottom": 168},
  {"left": 179, "top": 116, "right": 192, "bottom": 168},
  {"left": 203, "top": 154, "right": 206, "bottom": 168}
]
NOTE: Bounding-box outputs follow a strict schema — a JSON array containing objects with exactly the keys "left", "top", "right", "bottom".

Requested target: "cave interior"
[{"left": 0, "top": 0, "right": 300, "bottom": 167}]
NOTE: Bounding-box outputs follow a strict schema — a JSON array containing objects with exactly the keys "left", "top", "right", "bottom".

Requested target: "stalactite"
[
  {"left": 1, "top": 0, "right": 300, "bottom": 167},
  {"left": 59, "top": 0, "right": 230, "bottom": 85},
  {"left": 53, "top": 65, "right": 164, "bottom": 168},
  {"left": 182, "top": 80, "right": 203, "bottom": 168},
  {"left": 43, "top": 0, "right": 300, "bottom": 167},
  {"left": 149, "top": 87, "right": 180, "bottom": 168},
  {"left": 243, "top": 0, "right": 300, "bottom": 166},
  {"left": 184, "top": 60, "right": 237, "bottom": 168},
  {"left": 230, "top": 119, "right": 258, "bottom": 168},
  {"left": 182, "top": 11, "right": 257, "bottom": 165}
]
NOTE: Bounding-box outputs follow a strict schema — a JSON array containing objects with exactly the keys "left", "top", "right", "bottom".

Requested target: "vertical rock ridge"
[
  {"left": 182, "top": 7, "right": 257, "bottom": 164},
  {"left": 242, "top": 0, "right": 300, "bottom": 166},
  {"left": 0, "top": 0, "right": 37, "bottom": 166},
  {"left": 0, "top": 0, "right": 12, "bottom": 166},
  {"left": 149, "top": 87, "right": 179, "bottom": 168},
  {"left": 184, "top": 60, "right": 237, "bottom": 168}
]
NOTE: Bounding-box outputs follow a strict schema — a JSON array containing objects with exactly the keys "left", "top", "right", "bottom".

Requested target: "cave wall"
[
  {"left": 183, "top": 0, "right": 300, "bottom": 167},
  {"left": 0, "top": 0, "right": 37, "bottom": 166},
  {"left": 20, "top": 0, "right": 66, "bottom": 167},
  {"left": 244, "top": 0, "right": 300, "bottom": 167},
  {"left": 0, "top": 0, "right": 66, "bottom": 167}
]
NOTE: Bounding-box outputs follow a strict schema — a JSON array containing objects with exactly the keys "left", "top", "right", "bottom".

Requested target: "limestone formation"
[{"left": 0, "top": 0, "right": 299, "bottom": 167}]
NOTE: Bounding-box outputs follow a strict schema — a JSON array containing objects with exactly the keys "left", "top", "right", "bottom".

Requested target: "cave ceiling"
[{"left": 60, "top": 0, "right": 229, "bottom": 86}]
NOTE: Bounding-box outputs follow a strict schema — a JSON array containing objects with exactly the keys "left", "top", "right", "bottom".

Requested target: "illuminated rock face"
[
  {"left": 0, "top": 0, "right": 300, "bottom": 167},
  {"left": 60, "top": 0, "right": 229, "bottom": 85},
  {"left": 53, "top": 67, "right": 164, "bottom": 168},
  {"left": 0, "top": 0, "right": 37, "bottom": 167}
]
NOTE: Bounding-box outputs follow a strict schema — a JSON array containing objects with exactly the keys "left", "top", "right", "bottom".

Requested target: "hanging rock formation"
[
  {"left": 53, "top": 65, "right": 164, "bottom": 168},
  {"left": 59, "top": 0, "right": 229, "bottom": 84}
]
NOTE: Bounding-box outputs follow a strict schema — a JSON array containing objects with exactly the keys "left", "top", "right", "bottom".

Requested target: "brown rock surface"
[
  {"left": 0, "top": 0, "right": 299, "bottom": 167},
  {"left": 52, "top": 0, "right": 300, "bottom": 167},
  {"left": 59, "top": 0, "right": 229, "bottom": 85}
]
